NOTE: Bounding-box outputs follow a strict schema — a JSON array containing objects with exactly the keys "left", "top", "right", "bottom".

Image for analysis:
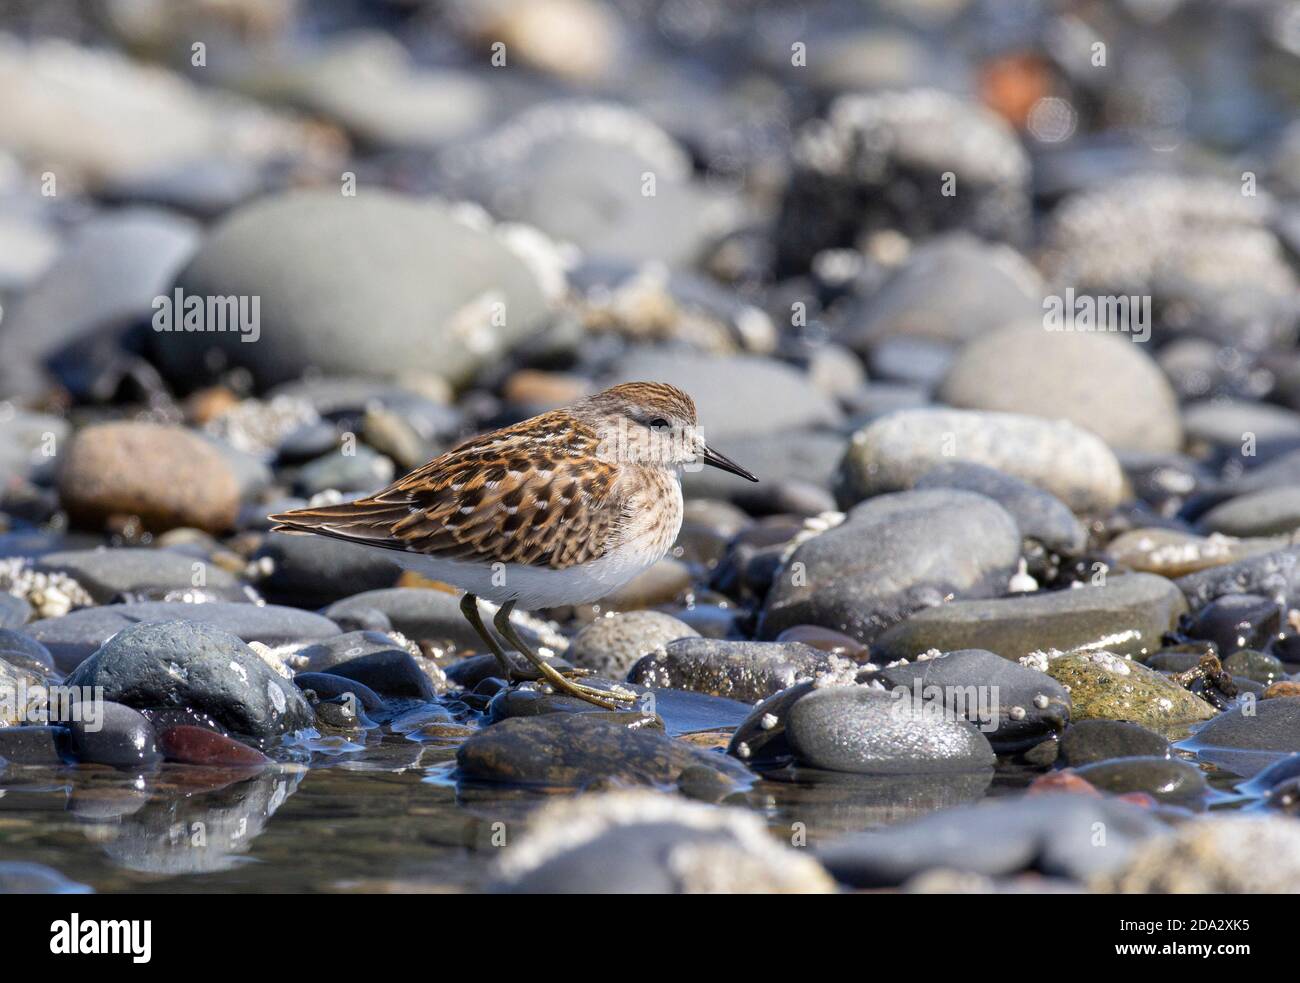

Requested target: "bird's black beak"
[{"left": 700, "top": 444, "right": 759, "bottom": 482}]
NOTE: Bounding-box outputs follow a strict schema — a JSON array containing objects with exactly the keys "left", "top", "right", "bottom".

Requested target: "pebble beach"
[{"left": 1, "top": 0, "right": 1300, "bottom": 897}]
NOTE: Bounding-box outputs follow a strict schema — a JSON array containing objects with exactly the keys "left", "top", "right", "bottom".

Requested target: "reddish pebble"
[
  {"left": 1027, "top": 770, "right": 1099, "bottom": 796},
  {"left": 158, "top": 725, "right": 270, "bottom": 767},
  {"left": 773, "top": 625, "right": 872, "bottom": 663},
  {"left": 1116, "top": 792, "right": 1159, "bottom": 809}
]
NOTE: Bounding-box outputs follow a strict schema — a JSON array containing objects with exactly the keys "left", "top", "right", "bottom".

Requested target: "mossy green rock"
[{"left": 1043, "top": 651, "right": 1215, "bottom": 731}]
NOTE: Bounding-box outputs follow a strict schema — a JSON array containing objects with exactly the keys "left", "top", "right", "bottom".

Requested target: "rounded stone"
[
  {"left": 153, "top": 189, "right": 555, "bottom": 389},
  {"left": 64, "top": 620, "right": 313, "bottom": 739},
  {"left": 66, "top": 700, "right": 162, "bottom": 769},
  {"left": 939, "top": 323, "right": 1181, "bottom": 453},
  {"left": 1060, "top": 719, "right": 1170, "bottom": 767},
  {"left": 785, "top": 685, "right": 996, "bottom": 775},
  {"left": 568, "top": 611, "right": 699, "bottom": 679},
  {"left": 58, "top": 423, "right": 241, "bottom": 534}
]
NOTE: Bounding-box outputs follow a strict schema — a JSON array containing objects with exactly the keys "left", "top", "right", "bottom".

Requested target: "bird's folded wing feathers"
[{"left": 269, "top": 416, "right": 623, "bottom": 570}]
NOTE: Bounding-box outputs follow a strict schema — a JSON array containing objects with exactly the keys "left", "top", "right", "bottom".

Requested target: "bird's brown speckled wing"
[{"left": 269, "top": 411, "right": 625, "bottom": 569}]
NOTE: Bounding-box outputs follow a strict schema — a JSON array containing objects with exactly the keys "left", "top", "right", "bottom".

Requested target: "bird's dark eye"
[{"left": 649, "top": 417, "right": 671, "bottom": 431}]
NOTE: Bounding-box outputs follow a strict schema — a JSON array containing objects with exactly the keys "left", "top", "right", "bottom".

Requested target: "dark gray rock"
[
  {"left": 816, "top": 794, "right": 1163, "bottom": 887},
  {"left": 629, "top": 638, "right": 844, "bottom": 703},
  {"left": 456, "top": 713, "right": 752, "bottom": 788},
  {"left": 1180, "top": 594, "right": 1282, "bottom": 657},
  {"left": 34, "top": 548, "right": 241, "bottom": 604},
  {"left": 785, "top": 684, "right": 996, "bottom": 775},
  {"left": 873, "top": 574, "right": 1188, "bottom": 663},
  {"left": 1222, "top": 649, "right": 1285, "bottom": 685},
  {"left": 315, "top": 649, "right": 437, "bottom": 702},
  {"left": 1187, "top": 697, "right": 1300, "bottom": 756},
  {"left": 867, "top": 649, "right": 1070, "bottom": 752},
  {"left": 64, "top": 621, "right": 313, "bottom": 739},
  {"left": 1199, "top": 487, "right": 1300, "bottom": 538},
  {"left": 759, "top": 489, "right": 1020, "bottom": 643},
  {"left": 1060, "top": 720, "right": 1170, "bottom": 767},
  {"left": 293, "top": 672, "right": 386, "bottom": 713},
  {"left": 253, "top": 532, "right": 400, "bottom": 606},
  {"left": 26, "top": 601, "right": 339, "bottom": 673},
  {"left": 293, "top": 445, "right": 394, "bottom": 497},
  {"left": 914, "top": 462, "right": 1087, "bottom": 555},
  {"left": 1073, "top": 756, "right": 1207, "bottom": 806},
  {"left": 65, "top": 700, "right": 162, "bottom": 769}
]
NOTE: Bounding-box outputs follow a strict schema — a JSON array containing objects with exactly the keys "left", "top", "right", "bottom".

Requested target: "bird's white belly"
[{"left": 388, "top": 544, "right": 665, "bottom": 609}]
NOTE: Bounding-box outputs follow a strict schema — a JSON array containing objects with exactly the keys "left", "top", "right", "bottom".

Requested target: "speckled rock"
[
  {"left": 759, "top": 490, "right": 1021, "bottom": 643},
  {"left": 628, "top": 638, "right": 846, "bottom": 703},
  {"left": 489, "top": 792, "right": 835, "bottom": 893},
  {"left": 58, "top": 423, "right": 241, "bottom": 534},
  {"left": 455, "top": 713, "right": 752, "bottom": 788},
  {"left": 784, "top": 684, "right": 996, "bottom": 775},
  {"left": 873, "top": 574, "right": 1188, "bottom": 664},
  {"left": 938, "top": 323, "right": 1182, "bottom": 454},
  {"left": 1039, "top": 651, "right": 1215, "bottom": 731},
  {"left": 569, "top": 611, "right": 699, "bottom": 679},
  {"left": 837, "top": 408, "right": 1123, "bottom": 514},
  {"left": 1098, "top": 816, "right": 1300, "bottom": 893},
  {"left": 64, "top": 621, "right": 313, "bottom": 739}
]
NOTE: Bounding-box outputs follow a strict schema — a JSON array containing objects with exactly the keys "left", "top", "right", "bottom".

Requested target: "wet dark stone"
[
  {"left": 455, "top": 714, "right": 751, "bottom": 789},
  {"left": 293, "top": 671, "right": 386, "bottom": 713},
  {"left": 784, "top": 684, "right": 996, "bottom": 775},
  {"left": 1143, "top": 649, "right": 1208, "bottom": 673},
  {"left": 866, "top": 648, "right": 1070, "bottom": 753},
  {"left": 157, "top": 725, "right": 271, "bottom": 766},
  {"left": 0, "top": 725, "right": 70, "bottom": 765},
  {"left": 66, "top": 700, "right": 161, "bottom": 769},
  {"left": 1187, "top": 697, "right": 1300, "bottom": 756},
  {"left": 485, "top": 685, "right": 657, "bottom": 723},
  {"left": 628, "top": 638, "right": 842, "bottom": 702},
  {"left": 252, "top": 532, "right": 400, "bottom": 606},
  {"left": 64, "top": 620, "right": 313, "bottom": 739},
  {"left": 1073, "top": 756, "right": 1208, "bottom": 806},
  {"left": 1180, "top": 594, "right": 1283, "bottom": 657},
  {"left": 314, "top": 649, "right": 437, "bottom": 702},
  {"left": 727, "top": 682, "right": 815, "bottom": 767},
  {"left": 1060, "top": 720, "right": 1170, "bottom": 767}
]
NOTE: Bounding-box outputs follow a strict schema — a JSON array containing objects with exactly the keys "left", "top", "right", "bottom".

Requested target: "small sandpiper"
[{"left": 269, "top": 382, "right": 757, "bottom": 708}]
